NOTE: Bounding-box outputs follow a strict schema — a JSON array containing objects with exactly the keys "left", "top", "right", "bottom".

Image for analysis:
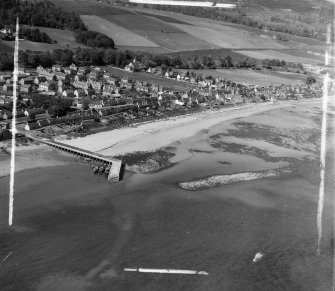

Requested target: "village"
[{"left": 0, "top": 58, "right": 324, "bottom": 140}]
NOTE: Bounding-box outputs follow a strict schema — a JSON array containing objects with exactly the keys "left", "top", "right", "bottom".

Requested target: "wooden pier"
[{"left": 27, "top": 135, "right": 122, "bottom": 182}]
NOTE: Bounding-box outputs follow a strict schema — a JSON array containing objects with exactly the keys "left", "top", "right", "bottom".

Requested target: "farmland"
[
  {"left": 80, "top": 15, "right": 159, "bottom": 47},
  {"left": 100, "top": 13, "right": 215, "bottom": 51},
  {"left": 48, "top": 0, "right": 327, "bottom": 63},
  {"left": 235, "top": 50, "right": 324, "bottom": 65}
]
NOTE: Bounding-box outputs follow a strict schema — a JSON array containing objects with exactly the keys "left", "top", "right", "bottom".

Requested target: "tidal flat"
[{"left": 0, "top": 100, "right": 334, "bottom": 291}]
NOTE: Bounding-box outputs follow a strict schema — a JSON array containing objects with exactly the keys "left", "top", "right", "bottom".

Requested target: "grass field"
[
  {"left": 37, "top": 27, "right": 87, "bottom": 49},
  {"left": 80, "top": 15, "right": 159, "bottom": 47},
  {"left": 2, "top": 40, "right": 62, "bottom": 52},
  {"left": 0, "top": 41, "right": 13, "bottom": 53},
  {"left": 235, "top": 50, "right": 324, "bottom": 64},
  {"left": 105, "top": 66, "right": 195, "bottom": 90},
  {"left": 179, "top": 68, "right": 307, "bottom": 86}
]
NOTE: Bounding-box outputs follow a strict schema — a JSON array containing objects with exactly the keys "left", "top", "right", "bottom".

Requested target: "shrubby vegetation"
[
  {"left": 0, "top": 0, "right": 85, "bottom": 31},
  {"left": 20, "top": 27, "right": 54, "bottom": 44},
  {"left": 75, "top": 31, "right": 114, "bottom": 49}
]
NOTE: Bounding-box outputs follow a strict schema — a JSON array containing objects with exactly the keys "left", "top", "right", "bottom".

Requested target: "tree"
[{"left": 306, "top": 76, "right": 316, "bottom": 85}]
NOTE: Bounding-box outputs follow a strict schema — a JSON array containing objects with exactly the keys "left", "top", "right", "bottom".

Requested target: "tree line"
[{"left": 0, "top": 47, "right": 302, "bottom": 73}]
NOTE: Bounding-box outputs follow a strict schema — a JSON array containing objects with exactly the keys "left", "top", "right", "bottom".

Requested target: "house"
[
  {"left": 6, "top": 79, "right": 13, "bottom": 85},
  {"left": 52, "top": 64, "right": 62, "bottom": 72},
  {"left": 3, "top": 84, "right": 13, "bottom": 92},
  {"left": 102, "top": 84, "right": 116, "bottom": 96},
  {"left": 54, "top": 71, "right": 67, "bottom": 80},
  {"left": 105, "top": 76, "right": 117, "bottom": 85},
  {"left": 74, "top": 74, "right": 86, "bottom": 83},
  {"left": 36, "top": 66, "right": 55, "bottom": 81},
  {"left": 89, "top": 100, "right": 104, "bottom": 109},
  {"left": 39, "top": 82, "right": 51, "bottom": 92},
  {"left": 74, "top": 89, "right": 86, "bottom": 98},
  {"left": 70, "top": 63, "right": 78, "bottom": 71},
  {"left": 20, "top": 84, "right": 32, "bottom": 93},
  {"left": 121, "top": 76, "right": 130, "bottom": 84},
  {"left": 77, "top": 67, "right": 88, "bottom": 76},
  {"left": 73, "top": 80, "right": 89, "bottom": 90},
  {"left": 20, "top": 77, "right": 34, "bottom": 86},
  {"left": 89, "top": 80, "right": 103, "bottom": 92},
  {"left": 62, "top": 89, "right": 75, "bottom": 98},
  {"left": 0, "top": 74, "right": 11, "bottom": 81},
  {"left": 63, "top": 67, "right": 75, "bottom": 75},
  {"left": 34, "top": 76, "right": 46, "bottom": 85}
]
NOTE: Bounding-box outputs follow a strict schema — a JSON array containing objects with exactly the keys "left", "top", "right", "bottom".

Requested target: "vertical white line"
[
  {"left": 317, "top": 23, "right": 331, "bottom": 255},
  {"left": 8, "top": 18, "right": 19, "bottom": 226}
]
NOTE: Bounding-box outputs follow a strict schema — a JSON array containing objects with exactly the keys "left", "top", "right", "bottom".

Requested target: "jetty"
[{"left": 25, "top": 133, "right": 122, "bottom": 182}]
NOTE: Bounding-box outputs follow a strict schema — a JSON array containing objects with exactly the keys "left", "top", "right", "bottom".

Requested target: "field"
[
  {"left": 48, "top": 0, "right": 327, "bottom": 63},
  {"left": 235, "top": 50, "right": 324, "bottom": 65},
  {"left": 37, "top": 27, "right": 87, "bottom": 49},
  {"left": 168, "top": 48, "right": 258, "bottom": 64},
  {"left": 80, "top": 15, "right": 159, "bottom": 47},
  {"left": 0, "top": 41, "right": 13, "bottom": 53},
  {"left": 2, "top": 40, "right": 63, "bottom": 52},
  {"left": 179, "top": 68, "right": 308, "bottom": 86},
  {"left": 105, "top": 66, "right": 195, "bottom": 90},
  {"left": 100, "top": 14, "right": 215, "bottom": 51}
]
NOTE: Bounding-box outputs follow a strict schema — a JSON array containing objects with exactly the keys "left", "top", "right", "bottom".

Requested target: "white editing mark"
[
  {"left": 252, "top": 252, "right": 264, "bottom": 263},
  {"left": 124, "top": 268, "right": 209, "bottom": 275},
  {"left": 128, "top": 0, "right": 236, "bottom": 8},
  {"left": 2, "top": 251, "right": 13, "bottom": 263},
  {"left": 9, "top": 18, "right": 19, "bottom": 227},
  {"left": 316, "top": 23, "right": 331, "bottom": 255}
]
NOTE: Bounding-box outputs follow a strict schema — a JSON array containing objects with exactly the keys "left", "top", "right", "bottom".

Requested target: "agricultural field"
[
  {"left": 50, "top": 0, "right": 328, "bottom": 64},
  {"left": 235, "top": 50, "right": 324, "bottom": 65},
  {"left": 101, "top": 14, "right": 214, "bottom": 51},
  {"left": 80, "top": 15, "right": 159, "bottom": 47}
]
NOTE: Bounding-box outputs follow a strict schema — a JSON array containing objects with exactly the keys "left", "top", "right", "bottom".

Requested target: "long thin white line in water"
[
  {"left": 316, "top": 23, "right": 331, "bottom": 255},
  {"left": 124, "top": 268, "right": 209, "bottom": 275},
  {"left": 2, "top": 251, "right": 13, "bottom": 263},
  {"left": 8, "top": 18, "right": 19, "bottom": 227}
]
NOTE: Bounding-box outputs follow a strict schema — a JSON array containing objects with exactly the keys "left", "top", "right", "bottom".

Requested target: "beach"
[
  {"left": 57, "top": 102, "right": 296, "bottom": 157},
  {"left": 0, "top": 99, "right": 334, "bottom": 291}
]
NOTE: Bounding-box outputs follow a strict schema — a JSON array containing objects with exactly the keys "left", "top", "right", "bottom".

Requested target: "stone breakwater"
[{"left": 179, "top": 168, "right": 294, "bottom": 191}]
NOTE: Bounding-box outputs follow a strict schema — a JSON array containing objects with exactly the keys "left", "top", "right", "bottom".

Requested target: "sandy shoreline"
[
  {"left": 0, "top": 99, "right": 321, "bottom": 177},
  {"left": 58, "top": 100, "right": 320, "bottom": 157}
]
